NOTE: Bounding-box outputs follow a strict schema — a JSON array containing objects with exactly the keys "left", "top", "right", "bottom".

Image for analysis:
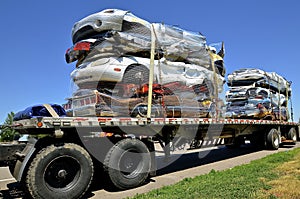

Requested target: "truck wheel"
[
  {"left": 122, "top": 65, "right": 149, "bottom": 85},
  {"left": 287, "top": 128, "right": 297, "bottom": 144},
  {"left": 131, "top": 103, "right": 161, "bottom": 118},
  {"left": 266, "top": 128, "right": 280, "bottom": 150},
  {"left": 25, "top": 143, "right": 93, "bottom": 199},
  {"left": 104, "top": 138, "right": 151, "bottom": 190}
]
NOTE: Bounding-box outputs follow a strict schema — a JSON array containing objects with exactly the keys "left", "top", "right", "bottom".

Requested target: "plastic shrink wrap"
[
  {"left": 64, "top": 9, "right": 225, "bottom": 118},
  {"left": 225, "top": 68, "right": 291, "bottom": 121}
]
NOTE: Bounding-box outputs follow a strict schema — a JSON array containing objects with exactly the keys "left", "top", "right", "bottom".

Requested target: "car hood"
[{"left": 72, "top": 9, "right": 150, "bottom": 44}]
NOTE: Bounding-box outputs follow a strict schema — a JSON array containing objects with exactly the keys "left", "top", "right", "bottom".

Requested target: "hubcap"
[
  {"left": 57, "top": 170, "right": 67, "bottom": 179},
  {"left": 274, "top": 136, "right": 279, "bottom": 147},
  {"left": 44, "top": 156, "right": 80, "bottom": 190},
  {"left": 119, "top": 150, "right": 143, "bottom": 178}
]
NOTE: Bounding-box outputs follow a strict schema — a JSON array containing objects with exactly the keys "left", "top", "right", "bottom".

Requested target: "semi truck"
[
  {"left": 0, "top": 8, "right": 299, "bottom": 199},
  {"left": 0, "top": 109, "right": 299, "bottom": 198}
]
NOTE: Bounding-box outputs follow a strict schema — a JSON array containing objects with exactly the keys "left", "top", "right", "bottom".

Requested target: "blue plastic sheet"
[{"left": 13, "top": 104, "right": 66, "bottom": 121}]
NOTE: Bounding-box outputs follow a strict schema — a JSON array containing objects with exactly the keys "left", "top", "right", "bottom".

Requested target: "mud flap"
[{"left": 13, "top": 138, "right": 37, "bottom": 181}]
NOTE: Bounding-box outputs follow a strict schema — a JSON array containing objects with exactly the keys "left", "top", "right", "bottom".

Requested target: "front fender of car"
[
  {"left": 71, "top": 56, "right": 150, "bottom": 86},
  {"left": 72, "top": 9, "right": 129, "bottom": 43}
]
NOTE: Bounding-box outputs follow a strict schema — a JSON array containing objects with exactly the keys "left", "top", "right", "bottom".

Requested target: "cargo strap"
[
  {"left": 43, "top": 104, "right": 59, "bottom": 118},
  {"left": 147, "top": 24, "right": 157, "bottom": 120}
]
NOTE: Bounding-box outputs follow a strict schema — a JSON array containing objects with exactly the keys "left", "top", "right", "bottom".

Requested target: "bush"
[{"left": 0, "top": 112, "right": 17, "bottom": 142}]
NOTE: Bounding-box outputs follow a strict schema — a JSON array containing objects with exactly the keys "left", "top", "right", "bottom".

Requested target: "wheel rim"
[
  {"left": 119, "top": 149, "right": 143, "bottom": 178},
  {"left": 290, "top": 129, "right": 297, "bottom": 142},
  {"left": 123, "top": 66, "right": 149, "bottom": 85},
  {"left": 136, "top": 105, "right": 147, "bottom": 117},
  {"left": 274, "top": 134, "right": 279, "bottom": 147},
  {"left": 44, "top": 156, "right": 81, "bottom": 191},
  {"left": 292, "top": 134, "right": 297, "bottom": 142}
]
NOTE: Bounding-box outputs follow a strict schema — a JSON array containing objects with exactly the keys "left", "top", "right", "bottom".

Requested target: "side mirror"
[{"left": 217, "top": 42, "right": 225, "bottom": 58}]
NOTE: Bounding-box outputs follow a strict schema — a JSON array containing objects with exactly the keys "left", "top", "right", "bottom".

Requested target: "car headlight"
[
  {"left": 91, "top": 58, "right": 110, "bottom": 67},
  {"left": 94, "top": 19, "right": 102, "bottom": 27}
]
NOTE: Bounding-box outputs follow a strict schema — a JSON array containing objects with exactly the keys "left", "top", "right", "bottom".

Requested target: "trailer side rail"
[{"left": 12, "top": 117, "right": 299, "bottom": 129}]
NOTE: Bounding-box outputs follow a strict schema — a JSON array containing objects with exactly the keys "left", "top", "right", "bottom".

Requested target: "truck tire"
[
  {"left": 122, "top": 65, "right": 149, "bottom": 85},
  {"left": 266, "top": 128, "right": 280, "bottom": 150},
  {"left": 287, "top": 127, "right": 297, "bottom": 144},
  {"left": 131, "top": 103, "right": 161, "bottom": 118},
  {"left": 104, "top": 138, "right": 151, "bottom": 190},
  {"left": 25, "top": 143, "right": 93, "bottom": 199},
  {"left": 131, "top": 103, "right": 148, "bottom": 118}
]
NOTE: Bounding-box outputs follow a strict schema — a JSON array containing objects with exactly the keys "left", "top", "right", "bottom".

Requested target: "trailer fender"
[{"left": 13, "top": 138, "right": 37, "bottom": 181}]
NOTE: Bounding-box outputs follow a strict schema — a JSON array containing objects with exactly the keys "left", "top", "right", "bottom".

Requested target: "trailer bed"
[{"left": 12, "top": 117, "right": 299, "bottom": 140}]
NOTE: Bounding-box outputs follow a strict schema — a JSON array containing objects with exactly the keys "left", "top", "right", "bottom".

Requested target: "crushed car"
[
  {"left": 71, "top": 9, "right": 151, "bottom": 44},
  {"left": 225, "top": 98, "right": 273, "bottom": 120},
  {"left": 64, "top": 8, "right": 226, "bottom": 118},
  {"left": 63, "top": 82, "right": 219, "bottom": 118},
  {"left": 225, "top": 98, "right": 289, "bottom": 121},
  {"left": 70, "top": 9, "right": 210, "bottom": 65},
  {"left": 68, "top": 55, "right": 225, "bottom": 94},
  {"left": 225, "top": 68, "right": 291, "bottom": 121},
  {"left": 67, "top": 8, "right": 225, "bottom": 85},
  {"left": 227, "top": 68, "right": 291, "bottom": 95},
  {"left": 226, "top": 86, "right": 287, "bottom": 107}
]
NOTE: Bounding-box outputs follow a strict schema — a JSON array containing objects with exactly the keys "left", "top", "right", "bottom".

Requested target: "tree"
[{"left": 0, "top": 112, "right": 17, "bottom": 142}]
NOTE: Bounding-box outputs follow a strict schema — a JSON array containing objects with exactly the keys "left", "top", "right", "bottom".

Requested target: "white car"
[
  {"left": 71, "top": 8, "right": 208, "bottom": 50},
  {"left": 72, "top": 9, "right": 150, "bottom": 44},
  {"left": 70, "top": 55, "right": 225, "bottom": 95},
  {"left": 68, "top": 8, "right": 226, "bottom": 103},
  {"left": 70, "top": 8, "right": 216, "bottom": 71}
]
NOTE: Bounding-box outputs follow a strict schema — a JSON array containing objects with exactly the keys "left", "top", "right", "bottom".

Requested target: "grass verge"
[{"left": 130, "top": 147, "right": 300, "bottom": 199}]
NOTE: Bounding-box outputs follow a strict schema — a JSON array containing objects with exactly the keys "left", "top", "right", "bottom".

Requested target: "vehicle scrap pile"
[
  {"left": 225, "top": 68, "right": 291, "bottom": 121},
  {"left": 64, "top": 9, "right": 226, "bottom": 118}
]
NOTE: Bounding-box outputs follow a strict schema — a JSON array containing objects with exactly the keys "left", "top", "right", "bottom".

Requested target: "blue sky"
[{"left": 0, "top": 0, "right": 299, "bottom": 123}]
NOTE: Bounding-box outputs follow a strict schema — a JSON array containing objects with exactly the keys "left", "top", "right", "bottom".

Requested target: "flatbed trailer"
[
  {"left": 0, "top": 116, "right": 299, "bottom": 198},
  {"left": 1, "top": 8, "right": 298, "bottom": 199}
]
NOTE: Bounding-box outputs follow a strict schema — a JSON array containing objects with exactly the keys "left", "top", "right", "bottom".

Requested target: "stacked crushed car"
[
  {"left": 225, "top": 68, "right": 291, "bottom": 121},
  {"left": 62, "top": 8, "right": 292, "bottom": 122},
  {"left": 64, "top": 9, "right": 226, "bottom": 118}
]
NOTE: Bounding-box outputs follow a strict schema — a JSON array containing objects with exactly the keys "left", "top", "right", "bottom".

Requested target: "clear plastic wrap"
[
  {"left": 225, "top": 68, "right": 291, "bottom": 121},
  {"left": 64, "top": 9, "right": 226, "bottom": 119},
  {"left": 227, "top": 68, "right": 291, "bottom": 95}
]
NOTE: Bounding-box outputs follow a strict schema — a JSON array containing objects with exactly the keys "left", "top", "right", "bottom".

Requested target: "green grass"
[{"left": 130, "top": 148, "right": 300, "bottom": 199}]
